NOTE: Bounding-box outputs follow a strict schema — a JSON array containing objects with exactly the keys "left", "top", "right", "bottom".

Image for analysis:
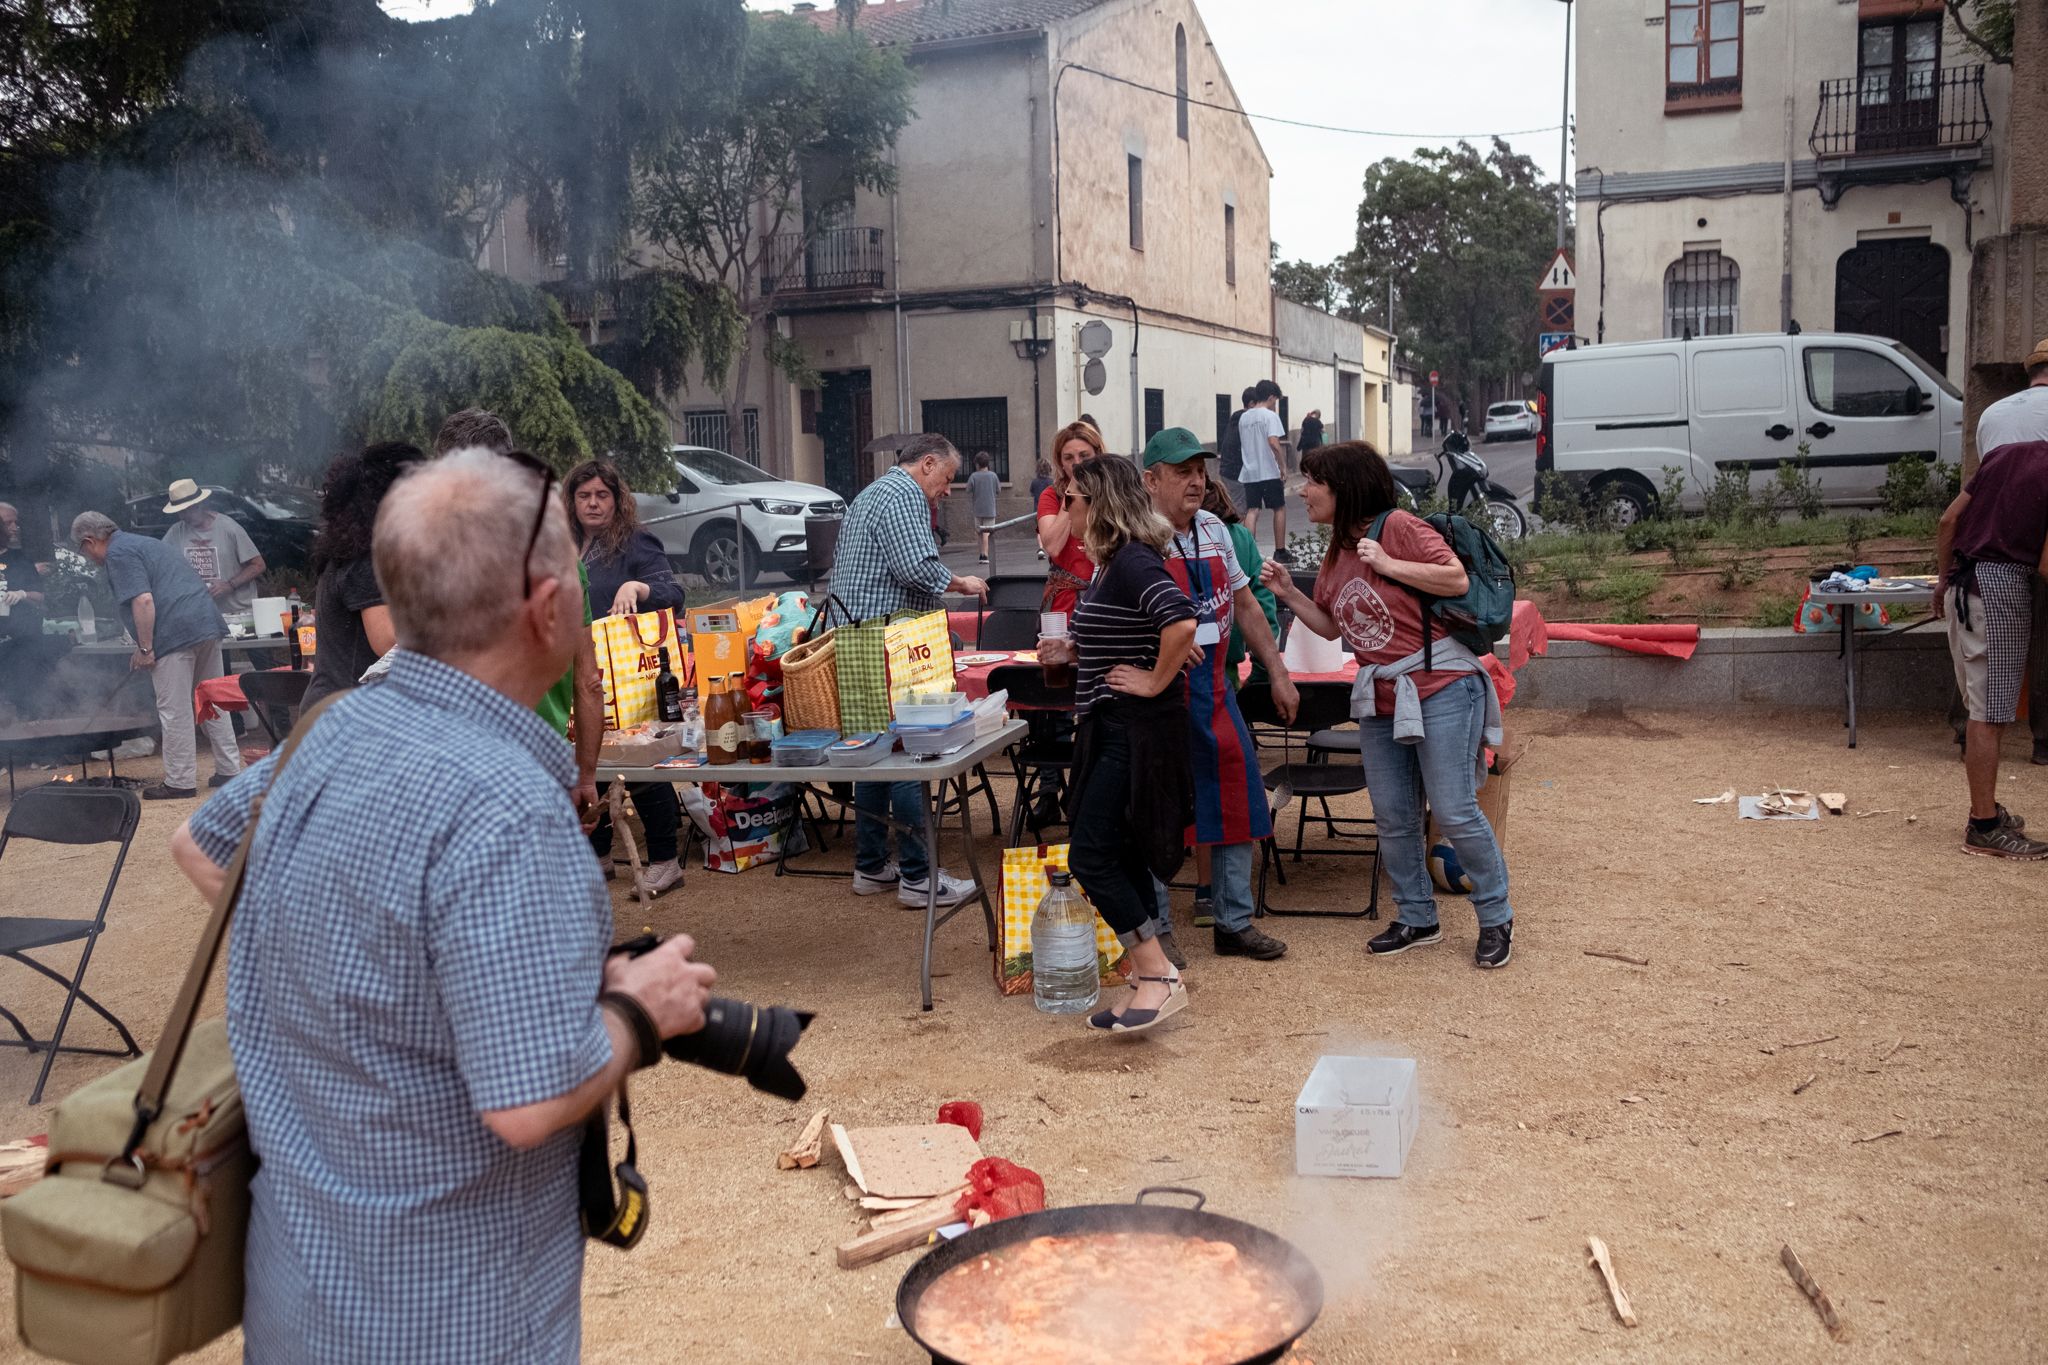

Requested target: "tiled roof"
[{"left": 817, "top": 0, "right": 1113, "bottom": 46}]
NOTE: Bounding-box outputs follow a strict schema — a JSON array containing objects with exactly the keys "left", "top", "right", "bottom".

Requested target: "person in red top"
[
  {"left": 1262, "top": 442, "right": 1516, "bottom": 969},
  {"left": 1036, "top": 420, "right": 1106, "bottom": 614}
]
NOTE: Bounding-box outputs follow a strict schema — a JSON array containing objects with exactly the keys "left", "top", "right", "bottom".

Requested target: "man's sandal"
[{"left": 1086, "top": 975, "right": 1188, "bottom": 1034}]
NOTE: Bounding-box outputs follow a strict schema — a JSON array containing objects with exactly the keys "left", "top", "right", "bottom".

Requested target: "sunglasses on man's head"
[{"left": 496, "top": 450, "right": 555, "bottom": 598}]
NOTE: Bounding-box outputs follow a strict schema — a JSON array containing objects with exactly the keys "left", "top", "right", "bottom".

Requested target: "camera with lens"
[
  {"left": 610, "top": 931, "right": 815, "bottom": 1101},
  {"left": 582, "top": 932, "right": 815, "bottom": 1250}
]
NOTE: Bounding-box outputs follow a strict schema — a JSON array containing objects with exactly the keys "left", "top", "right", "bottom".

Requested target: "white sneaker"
[
  {"left": 852, "top": 862, "right": 902, "bottom": 895},
  {"left": 637, "top": 859, "right": 685, "bottom": 897},
  {"left": 898, "top": 870, "right": 978, "bottom": 910}
]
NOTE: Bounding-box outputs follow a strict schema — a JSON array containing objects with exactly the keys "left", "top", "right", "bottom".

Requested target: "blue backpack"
[{"left": 1367, "top": 510, "right": 1517, "bottom": 664}]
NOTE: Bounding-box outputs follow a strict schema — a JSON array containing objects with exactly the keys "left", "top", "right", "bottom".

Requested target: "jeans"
[
  {"left": 151, "top": 638, "right": 241, "bottom": 790},
  {"left": 1356, "top": 673, "right": 1511, "bottom": 929},
  {"left": 590, "top": 782, "right": 680, "bottom": 864},
  {"left": 855, "top": 781, "right": 928, "bottom": 883},
  {"left": 1067, "top": 718, "right": 1163, "bottom": 945},
  {"left": 1153, "top": 841, "right": 1254, "bottom": 934}
]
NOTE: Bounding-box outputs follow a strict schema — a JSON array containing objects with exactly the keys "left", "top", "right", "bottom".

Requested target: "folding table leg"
[
  {"left": 919, "top": 784, "right": 941, "bottom": 1012},
  {"left": 1843, "top": 614, "right": 1859, "bottom": 748},
  {"left": 951, "top": 774, "right": 999, "bottom": 951}
]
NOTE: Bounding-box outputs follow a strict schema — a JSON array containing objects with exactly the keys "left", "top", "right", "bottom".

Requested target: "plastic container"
[
  {"left": 1031, "top": 870, "right": 1100, "bottom": 1014},
  {"left": 772, "top": 729, "right": 840, "bottom": 768},
  {"left": 893, "top": 714, "right": 975, "bottom": 756},
  {"left": 826, "top": 732, "right": 894, "bottom": 768},
  {"left": 893, "top": 690, "right": 970, "bottom": 728}
]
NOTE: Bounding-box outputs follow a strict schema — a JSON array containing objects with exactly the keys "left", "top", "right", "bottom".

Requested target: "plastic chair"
[
  {"left": 987, "top": 664, "right": 1076, "bottom": 845},
  {"left": 0, "top": 784, "right": 144, "bottom": 1104},
  {"left": 1236, "top": 680, "right": 1379, "bottom": 919},
  {"left": 238, "top": 668, "right": 312, "bottom": 746},
  {"left": 976, "top": 609, "right": 1041, "bottom": 651},
  {"left": 983, "top": 576, "right": 1049, "bottom": 612}
]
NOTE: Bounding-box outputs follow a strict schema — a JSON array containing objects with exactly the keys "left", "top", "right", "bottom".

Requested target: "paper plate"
[{"left": 954, "top": 653, "right": 1009, "bottom": 668}]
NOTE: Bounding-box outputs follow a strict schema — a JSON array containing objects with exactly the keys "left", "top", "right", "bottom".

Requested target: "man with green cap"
[{"left": 1140, "top": 427, "right": 1298, "bottom": 963}]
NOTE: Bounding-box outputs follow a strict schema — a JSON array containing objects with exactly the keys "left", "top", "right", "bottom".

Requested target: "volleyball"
[{"left": 1428, "top": 842, "right": 1473, "bottom": 894}]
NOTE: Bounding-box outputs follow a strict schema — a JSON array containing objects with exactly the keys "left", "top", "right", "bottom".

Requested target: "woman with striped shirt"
[{"left": 1037, "top": 455, "right": 1200, "bottom": 1034}]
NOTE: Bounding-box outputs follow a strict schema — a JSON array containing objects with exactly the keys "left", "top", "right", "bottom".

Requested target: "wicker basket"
[{"left": 780, "top": 629, "right": 841, "bottom": 733}]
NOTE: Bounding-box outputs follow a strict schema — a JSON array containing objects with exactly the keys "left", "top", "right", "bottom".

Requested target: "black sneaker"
[
  {"left": 208, "top": 772, "right": 237, "bottom": 789},
  {"left": 1213, "top": 925, "right": 1287, "bottom": 960},
  {"left": 1963, "top": 820, "right": 2048, "bottom": 860},
  {"left": 2034, "top": 741, "right": 2048, "bottom": 767},
  {"left": 1271, "top": 546, "right": 1296, "bottom": 565},
  {"left": 1367, "top": 922, "right": 1441, "bottom": 956},
  {"left": 1997, "top": 803, "right": 2027, "bottom": 833},
  {"left": 1475, "top": 921, "right": 1514, "bottom": 969},
  {"left": 141, "top": 784, "right": 197, "bottom": 801}
]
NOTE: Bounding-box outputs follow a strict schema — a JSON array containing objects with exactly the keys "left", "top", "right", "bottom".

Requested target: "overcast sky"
[{"left": 382, "top": 0, "right": 1576, "bottom": 266}]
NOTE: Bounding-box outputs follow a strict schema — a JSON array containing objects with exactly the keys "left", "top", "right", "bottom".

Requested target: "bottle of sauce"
[
  {"left": 295, "top": 606, "right": 317, "bottom": 668},
  {"left": 655, "top": 646, "right": 682, "bottom": 722},
  {"left": 706, "top": 673, "right": 743, "bottom": 765}
]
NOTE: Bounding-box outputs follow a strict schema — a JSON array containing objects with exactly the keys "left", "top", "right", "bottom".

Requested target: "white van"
[{"left": 1536, "top": 331, "right": 1964, "bottom": 523}]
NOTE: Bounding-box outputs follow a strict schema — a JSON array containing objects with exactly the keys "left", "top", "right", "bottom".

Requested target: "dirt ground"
[
  {"left": 0, "top": 707, "right": 2044, "bottom": 1364},
  {"left": 1519, "top": 537, "right": 1939, "bottom": 628}
]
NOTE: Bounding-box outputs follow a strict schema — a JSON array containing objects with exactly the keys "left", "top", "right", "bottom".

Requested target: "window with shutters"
[
  {"left": 922, "top": 397, "right": 1010, "bottom": 482},
  {"left": 1224, "top": 204, "right": 1237, "bottom": 286},
  {"left": 1174, "top": 26, "right": 1189, "bottom": 141},
  {"left": 1127, "top": 155, "right": 1144, "bottom": 251},
  {"left": 1666, "top": 0, "right": 1742, "bottom": 112}
]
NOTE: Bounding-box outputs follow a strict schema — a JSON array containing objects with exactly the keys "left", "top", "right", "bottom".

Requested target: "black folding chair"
[
  {"left": 986, "top": 664, "right": 1076, "bottom": 845},
  {"left": 0, "top": 784, "right": 144, "bottom": 1104},
  {"left": 238, "top": 668, "right": 312, "bottom": 746},
  {"left": 976, "top": 609, "right": 1041, "bottom": 651},
  {"left": 1237, "top": 680, "right": 1379, "bottom": 919},
  {"left": 983, "top": 576, "right": 1049, "bottom": 612}
]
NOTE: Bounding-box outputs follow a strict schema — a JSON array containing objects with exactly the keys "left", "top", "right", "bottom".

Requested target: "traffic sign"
[
  {"left": 1539, "top": 332, "right": 1573, "bottom": 358},
  {"left": 1540, "top": 291, "right": 1575, "bottom": 332},
  {"left": 1538, "top": 249, "right": 1576, "bottom": 291},
  {"left": 1428, "top": 370, "right": 1440, "bottom": 385}
]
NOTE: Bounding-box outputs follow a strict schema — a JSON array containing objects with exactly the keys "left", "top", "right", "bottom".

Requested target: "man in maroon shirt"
[{"left": 1934, "top": 440, "right": 2048, "bottom": 859}]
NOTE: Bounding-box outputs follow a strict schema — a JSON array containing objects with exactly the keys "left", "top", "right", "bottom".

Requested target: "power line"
[{"left": 1062, "top": 62, "right": 1562, "bottom": 142}]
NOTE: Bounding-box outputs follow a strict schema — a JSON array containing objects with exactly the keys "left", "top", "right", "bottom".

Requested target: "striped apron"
[{"left": 1166, "top": 533, "right": 1271, "bottom": 847}]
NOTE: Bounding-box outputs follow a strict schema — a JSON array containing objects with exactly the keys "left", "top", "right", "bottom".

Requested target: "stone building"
[{"left": 1575, "top": 0, "right": 2014, "bottom": 387}]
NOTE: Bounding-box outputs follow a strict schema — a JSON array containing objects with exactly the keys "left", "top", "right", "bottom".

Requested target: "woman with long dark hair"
[
  {"left": 302, "top": 441, "right": 420, "bottom": 707},
  {"left": 1035, "top": 420, "right": 1107, "bottom": 614},
  {"left": 564, "top": 459, "right": 688, "bottom": 897},
  {"left": 1037, "top": 455, "right": 1199, "bottom": 1033},
  {"left": 1260, "top": 441, "right": 1516, "bottom": 968}
]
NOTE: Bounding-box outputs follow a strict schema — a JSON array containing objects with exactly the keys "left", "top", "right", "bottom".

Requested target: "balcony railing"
[
  {"left": 1809, "top": 64, "right": 1990, "bottom": 158},
  {"left": 761, "top": 227, "right": 887, "bottom": 297}
]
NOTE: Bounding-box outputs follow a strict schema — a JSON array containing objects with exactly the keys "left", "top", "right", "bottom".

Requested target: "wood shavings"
[
  {"left": 1584, "top": 949, "right": 1650, "bottom": 967},
  {"left": 1694, "top": 789, "right": 1736, "bottom": 805},
  {"left": 1793, "top": 1075, "right": 1817, "bottom": 1095},
  {"left": 1852, "top": 1129, "right": 1903, "bottom": 1144}
]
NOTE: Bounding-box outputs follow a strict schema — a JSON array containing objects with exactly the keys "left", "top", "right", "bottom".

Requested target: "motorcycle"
[{"left": 1391, "top": 431, "right": 1528, "bottom": 541}]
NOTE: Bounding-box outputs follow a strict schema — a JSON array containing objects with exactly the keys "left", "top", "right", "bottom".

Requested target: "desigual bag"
[{"left": 2, "top": 697, "right": 339, "bottom": 1365}]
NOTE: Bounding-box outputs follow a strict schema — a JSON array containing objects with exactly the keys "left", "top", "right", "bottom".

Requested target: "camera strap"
[{"left": 579, "top": 1085, "right": 648, "bottom": 1250}]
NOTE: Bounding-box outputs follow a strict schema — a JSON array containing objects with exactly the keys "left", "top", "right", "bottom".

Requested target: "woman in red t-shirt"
[
  {"left": 1036, "top": 420, "right": 1106, "bottom": 613},
  {"left": 1261, "top": 442, "right": 1516, "bottom": 969}
]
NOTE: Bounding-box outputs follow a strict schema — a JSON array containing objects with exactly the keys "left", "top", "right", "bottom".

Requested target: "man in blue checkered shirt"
[
  {"left": 170, "top": 450, "right": 717, "bottom": 1362},
  {"left": 826, "top": 434, "right": 988, "bottom": 908}
]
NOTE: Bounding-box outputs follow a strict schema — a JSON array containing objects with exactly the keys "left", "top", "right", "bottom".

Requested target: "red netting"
[
  {"left": 955, "top": 1157, "right": 1045, "bottom": 1224},
  {"left": 935, "top": 1100, "right": 983, "bottom": 1141}
]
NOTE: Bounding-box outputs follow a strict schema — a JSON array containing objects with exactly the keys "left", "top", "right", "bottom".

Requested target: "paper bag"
[
  {"left": 996, "top": 843, "right": 1129, "bottom": 996},
  {"left": 689, "top": 596, "right": 777, "bottom": 694},
  {"left": 592, "top": 609, "right": 682, "bottom": 730}
]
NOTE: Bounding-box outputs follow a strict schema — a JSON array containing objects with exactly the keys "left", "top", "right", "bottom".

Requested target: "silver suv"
[
  {"left": 1482, "top": 401, "right": 1539, "bottom": 443},
  {"left": 634, "top": 445, "right": 844, "bottom": 586}
]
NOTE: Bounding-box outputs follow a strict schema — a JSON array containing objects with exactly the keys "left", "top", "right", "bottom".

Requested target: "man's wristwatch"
[{"left": 600, "top": 991, "right": 662, "bottom": 1071}]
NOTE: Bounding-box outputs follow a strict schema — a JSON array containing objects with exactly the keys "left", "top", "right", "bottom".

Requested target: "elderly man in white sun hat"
[{"left": 161, "top": 478, "right": 266, "bottom": 615}]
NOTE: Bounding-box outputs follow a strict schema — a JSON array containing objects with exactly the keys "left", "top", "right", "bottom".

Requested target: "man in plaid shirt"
[
  {"left": 828, "top": 433, "right": 988, "bottom": 907},
  {"left": 170, "top": 451, "right": 717, "bottom": 1361}
]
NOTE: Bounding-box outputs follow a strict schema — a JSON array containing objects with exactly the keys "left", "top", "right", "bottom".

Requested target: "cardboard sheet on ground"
[
  {"left": 1739, "top": 790, "right": 1820, "bottom": 821},
  {"left": 831, "top": 1123, "right": 984, "bottom": 1199}
]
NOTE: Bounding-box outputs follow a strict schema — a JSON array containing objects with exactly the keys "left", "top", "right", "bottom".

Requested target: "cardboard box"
[
  {"left": 1295, "top": 1056, "right": 1418, "bottom": 1179},
  {"left": 688, "top": 595, "right": 774, "bottom": 689}
]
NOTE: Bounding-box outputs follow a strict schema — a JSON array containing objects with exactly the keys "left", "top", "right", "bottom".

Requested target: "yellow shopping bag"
[
  {"left": 884, "top": 609, "right": 954, "bottom": 703},
  {"left": 995, "top": 843, "right": 1130, "bottom": 997},
  {"left": 591, "top": 609, "right": 683, "bottom": 730}
]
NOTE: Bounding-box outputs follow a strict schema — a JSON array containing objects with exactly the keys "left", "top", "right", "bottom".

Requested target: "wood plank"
[{"left": 1585, "top": 1235, "right": 1638, "bottom": 1328}]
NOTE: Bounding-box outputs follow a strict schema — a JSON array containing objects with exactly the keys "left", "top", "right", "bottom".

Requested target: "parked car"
[
  {"left": 633, "top": 445, "right": 845, "bottom": 586},
  {"left": 1482, "top": 400, "right": 1539, "bottom": 443},
  {"left": 1536, "top": 331, "right": 1964, "bottom": 525},
  {"left": 122, "top": 485, "right": 317, "bottom": 576}
]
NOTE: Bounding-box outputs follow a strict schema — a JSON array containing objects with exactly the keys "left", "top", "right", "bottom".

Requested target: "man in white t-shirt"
[
  {"left": 160, "top": 479, "right": 266, "bottom": 615},
  {"left": 1965, "top": 337, "right": 2048, "bottom": 765},
  {"left": 1236, "top": 380, "right": 1291, "bottom": 561}
]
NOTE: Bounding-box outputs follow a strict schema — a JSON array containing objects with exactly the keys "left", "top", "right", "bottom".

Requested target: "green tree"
[
  {"left": 636, "top": 13, "right": 915, "bottom": 435},
  {"left": 1944, "top": 0, "right": 2014, "bottom": 62},
  {"left": 1341, "top": 139, "right": 1565, "bottom": 420},
  {"left": 1271, "top": 246, "right": 1344, "bottom": 315}
]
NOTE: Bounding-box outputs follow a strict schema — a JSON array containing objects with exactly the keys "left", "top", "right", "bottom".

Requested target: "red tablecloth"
[
  {"left": 1538, "top": 620, "right": 1699, "bottom": 659},
  {"left": 193, "top": 674, "right": 249, "bottom": 723}
]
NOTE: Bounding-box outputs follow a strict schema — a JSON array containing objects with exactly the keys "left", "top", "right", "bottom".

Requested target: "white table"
[
  {"left": 1806, "top": 581, "right": 1939, "bottom": 748},
  {"left": 601, "top": 720, "right": 1026, "bottom": 1010}
]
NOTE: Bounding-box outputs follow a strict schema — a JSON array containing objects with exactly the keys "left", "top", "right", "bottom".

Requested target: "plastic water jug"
[{"left": 1031, "top": 869, "right": 1100, "bottom": 1015}]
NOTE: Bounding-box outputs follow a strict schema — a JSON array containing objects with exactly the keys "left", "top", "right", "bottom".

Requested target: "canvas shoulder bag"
[{"left": 2, "top": 695, "right": 340, "bottom": 1365}]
